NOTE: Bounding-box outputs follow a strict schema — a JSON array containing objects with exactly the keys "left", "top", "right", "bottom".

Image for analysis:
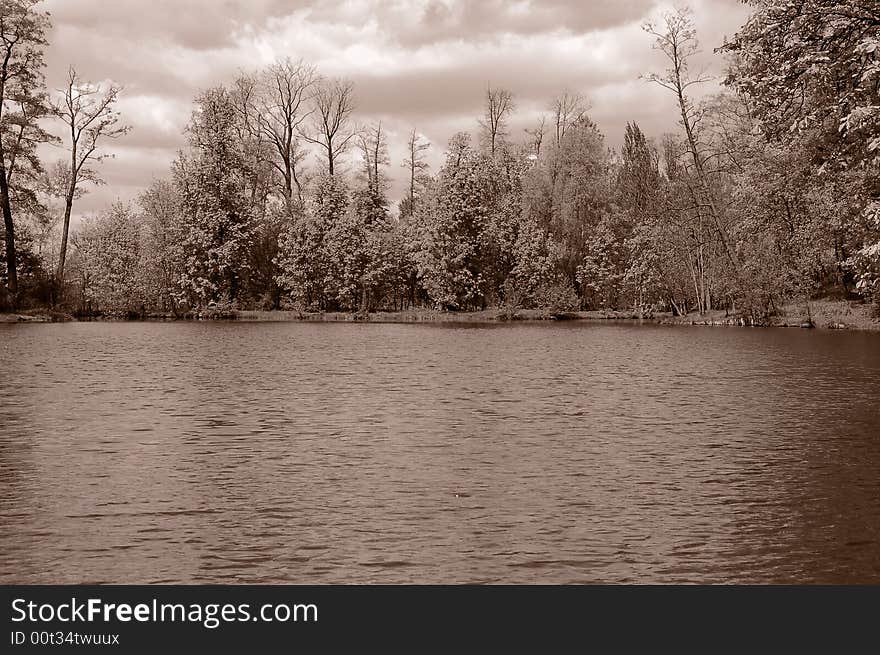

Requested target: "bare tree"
[
  {"left": 54, "top": 67, "right": 129, "bottom": 286},
  {"left": 255, "top": 58, "right": 316, "bottom": 208},
  {"left": 524, "top": 115, "right": 547, "bottom": 158},
  {"left": 302, "top": 78, "right": 355, "bottom": 176},
  {"left": 479, "top": 85, "right": 514, "bottom": 156},
  {"left": 551, "top": 90, "right": 588, "bottom": 146},
  {"left": 357, "top": 121, "right": 390, "bottom": 196},
  {"left": 230, "top": 73, "right": 273, "bottom": 215},
  {"left": 643, "top": 6, "right": 742, "bottom": 286},
  {"left": 401, "top": 128, "right": 430, "bottom": 216}
]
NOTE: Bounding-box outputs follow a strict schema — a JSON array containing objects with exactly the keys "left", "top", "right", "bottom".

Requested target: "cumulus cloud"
[{"left": 38, "top": 0, "right": 751, "bottom": 217}]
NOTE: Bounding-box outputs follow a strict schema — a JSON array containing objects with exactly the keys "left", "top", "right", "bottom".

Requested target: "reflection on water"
[{"left": 1, "top": 322, "right": 879, "bottom": 583}]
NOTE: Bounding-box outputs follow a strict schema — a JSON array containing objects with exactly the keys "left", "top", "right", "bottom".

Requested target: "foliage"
[
  {"left": 74, "top": 203, "right": 146, "bottom": 314},
  {"left": 173, "top": 87, "right": 255, "bottom": 307},
  {"left": 0, "top": 0, "right": 54, "bottom": 302},
  {"left": 11, "top": 1, "right": 879, "bottom": 321},
  {"left": 725, "top": 0, "right": 880, "bottom": 307}
]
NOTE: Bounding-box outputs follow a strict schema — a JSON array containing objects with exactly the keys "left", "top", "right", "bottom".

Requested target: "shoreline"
[{"left": 3, "top": 300, "right": 878, "bottom": 330}]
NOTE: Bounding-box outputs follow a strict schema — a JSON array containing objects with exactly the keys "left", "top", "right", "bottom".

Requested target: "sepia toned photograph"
[{"left": 1, "top": 0, "right": 879, "bottom": 590}]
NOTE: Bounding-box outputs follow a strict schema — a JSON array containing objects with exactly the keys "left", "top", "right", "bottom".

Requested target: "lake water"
[{"left": 1, "top": 321, "right": 879, "bottom": 583}]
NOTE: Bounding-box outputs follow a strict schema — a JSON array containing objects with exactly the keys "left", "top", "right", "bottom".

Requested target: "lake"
[{"left": 1, "top": 321, "right": 879, "bottom": 583}]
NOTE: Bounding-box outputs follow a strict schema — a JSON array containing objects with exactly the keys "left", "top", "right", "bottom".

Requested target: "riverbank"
[
  {"left": 214, "top": 299, "right": 880, "bottom": 330},
  {"left": 0, "top": 310, "right": 72, "bottom": 323},
  {"left": 3, "top": 299, "right": 877, "bottom": 329},
  {"left": 659, "top": 300, "right": 880, "bottom": 331}
]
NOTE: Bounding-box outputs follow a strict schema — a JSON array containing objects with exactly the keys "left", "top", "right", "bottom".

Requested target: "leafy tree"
[
  {"left": 139, "top": 179, "right": 185, "bottom": 312},
  {"left": 74, "top": 202, "right": 146, "bottom": 315},
  {"left": 276, "top": 173, "right": 348, "bottom": 309},
  {"left": 417, "top": 133, "right": 493, "bottom": 309},
  {"left": 0, "top": 0, "right": 53, "bottom": 304},
  {"left": 725, "top": 0, "right": 880, "bottom": 306},
  {"left": 173, "top": 87, "right": 254, "bottom": 307}
]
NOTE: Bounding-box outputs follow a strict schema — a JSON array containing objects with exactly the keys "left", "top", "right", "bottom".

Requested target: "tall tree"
[
  {"left": 254, "top": 58, "right": 316, "bottom": 208},
  {"left": 357, "top": 123, "right": 389, "bottom": 196},
  {"left": 0, "top": 0, "right": 52, "bottom": 303},
  {"left": 618, "top": 122, "right": 661, "bottom": 216},
  {"left": 302, "top": 78, "right": 355, "bottom": 176},
  {"left": 54, "top": 67, "right": 129, "bottom": 289},
  {"left": 643, "top": 6, "right": 743, "bottom": 292},
  {"left": 617, "top": 122, "right": 664, "bottom": 313},
  {"left": 479, "top": 85, "right": 514, "bottom": 157},
  {"left": 550, "top": 91, "right": 588, "bottom": 146},
  {"left": 139, "top": 178, "right": 184, "bottom": 312},
  {"left": 355, "top": 121, "right": 390, "bottom": 225},
  {"left": 174, "top": 86, "right": 253, "bottom": 306},
  {"left": 400, "top": 129, "right": 430, "bottom": 218},
  {"left": 524, "top": 115, "right": 547, "bottom": 158},
  {"left": 725, "top": 0, "right": 880, "bottom": 303},
  {"left": 417, "top": 133, "right": 497, "bottom": 309},
  {"left": 74, "top": 202, "right": 145, "bottom": 315},
  {"left": 276, "top": 173, "right": 349, "bottom": 310}
]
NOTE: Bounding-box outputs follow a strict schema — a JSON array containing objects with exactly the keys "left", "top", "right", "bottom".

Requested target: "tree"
[
  {"left": 525, "top": 114, "right": 611, "bottom": 296},
  {"left": 417, "top": 133, "right": 496, "bottom": 309},
  {"left": 253, "top": 58, "right": 316, "bottom": 208},
  {"left": 355, "top": 121, "right": 390, "bottom": 224},
  {"left": 276, "top": 172, "right": 349, "bottom": 309},
  {"left": 0, "top": 0, "right": 52, "bottom": 304},
  {"left": 302, "top": 78, "right": 355, "bottom": 176},
  {"left": 550, "top": 91, "right": 588, "bottom": 146},
  {"left": 400, "top": 128, "right": 430, "bottom": 217},
  {"left": 174, "top": 86, "right": 254, "bottom": 306},
  {"left": 618, "top": 122, "right": 661, "bottom": 216},
  {"left": 725, "top": 0, "right": 880, "bottom": 304},
  {"left": 643, "top": 6, "right": 743, "bottom": 295},
  {"left": 616, "top": 122, "right": 664, "bottom": 312},
  {"left": 139, "top": 178, "right": 184, "bottom": 312},
  {"left": 53, "top": 67, "right": 129, "bottom": 290},
  {"left": 479, "top": 85, "right": 514, "bottom": 156},
  {"left": 725, "top": 0, "right": 879, "bottom": 170},
  {"left": 524, "top": 115, "right": 547, "bottom": 158},
  {"left": 74, "top": 202, "right": 145, "bottom": 315}
]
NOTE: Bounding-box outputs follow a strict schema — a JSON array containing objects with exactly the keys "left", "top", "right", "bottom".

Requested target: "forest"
[{"left": 1, "top": 0, "right": 878, "bottom": 322}]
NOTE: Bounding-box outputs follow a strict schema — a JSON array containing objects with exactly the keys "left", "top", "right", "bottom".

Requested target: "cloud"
[{"left": 38, "top": 0, "right": 752, "bottom": 219}]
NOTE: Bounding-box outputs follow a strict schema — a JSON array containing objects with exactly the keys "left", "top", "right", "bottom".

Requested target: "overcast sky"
[{"left": 40, "top": 0, "right": 751, "bottom": 217}]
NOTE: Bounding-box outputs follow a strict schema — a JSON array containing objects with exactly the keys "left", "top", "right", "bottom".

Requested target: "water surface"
[{"left": 1, "top": 322, "right": 879, "bottom": 583}]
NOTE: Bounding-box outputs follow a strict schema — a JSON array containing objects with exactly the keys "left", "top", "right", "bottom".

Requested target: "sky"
[{"left": 39, "top": 0, "right": 752, "bottom": 218}]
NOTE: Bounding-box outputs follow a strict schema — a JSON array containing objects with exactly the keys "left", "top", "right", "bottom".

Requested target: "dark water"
[{"left": 1, "top": 322, "right": 879, "bottom": 583}]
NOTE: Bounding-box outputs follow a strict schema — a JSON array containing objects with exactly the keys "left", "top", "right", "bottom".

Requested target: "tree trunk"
[
  {"left": 56, "top": 188, "right": 75, "bottom": 291},
  {"left": 327, "top": 137, "right": 334, "bottom": 176},
  {"left": 0, "top": 155, "right": 17, "bottom": 303}
]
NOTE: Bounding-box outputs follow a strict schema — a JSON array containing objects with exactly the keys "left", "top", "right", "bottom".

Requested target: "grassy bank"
[
  {"left": 233, "top": 308, "right": 668, "bottom": 323},
  {"left": 3, "top": 299, "right": 877, "bottom": 330},
  {"left": 659, "top": 299, "right": 879, "bottom": 331},
  {"left": 0, "top": 310, "right": 73, "bottom": 323},
  {"left": 235, "top": 308, "right": 585, "bottom": 322},
  {"left": 236, "top": 299, "right": 879, "bottom": 330}
]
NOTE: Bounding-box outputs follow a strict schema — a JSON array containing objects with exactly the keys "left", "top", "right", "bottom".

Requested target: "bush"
[{"left": 533, "top": 281, "right": 580, "bottom": 314}]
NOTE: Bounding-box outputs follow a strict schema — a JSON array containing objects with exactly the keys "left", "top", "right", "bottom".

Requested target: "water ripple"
[{"left": 1, "top": 322, "right": 879, "bottom": 583}]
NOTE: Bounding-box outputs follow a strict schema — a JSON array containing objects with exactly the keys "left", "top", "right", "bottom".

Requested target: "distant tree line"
[{"left": 1, "top": 0, "right": 878, "bottom": 319}]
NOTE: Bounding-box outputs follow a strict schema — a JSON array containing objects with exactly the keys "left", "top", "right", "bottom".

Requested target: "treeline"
[{"left": 1, "top": 0, "right": 878, "bottom": 319}]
